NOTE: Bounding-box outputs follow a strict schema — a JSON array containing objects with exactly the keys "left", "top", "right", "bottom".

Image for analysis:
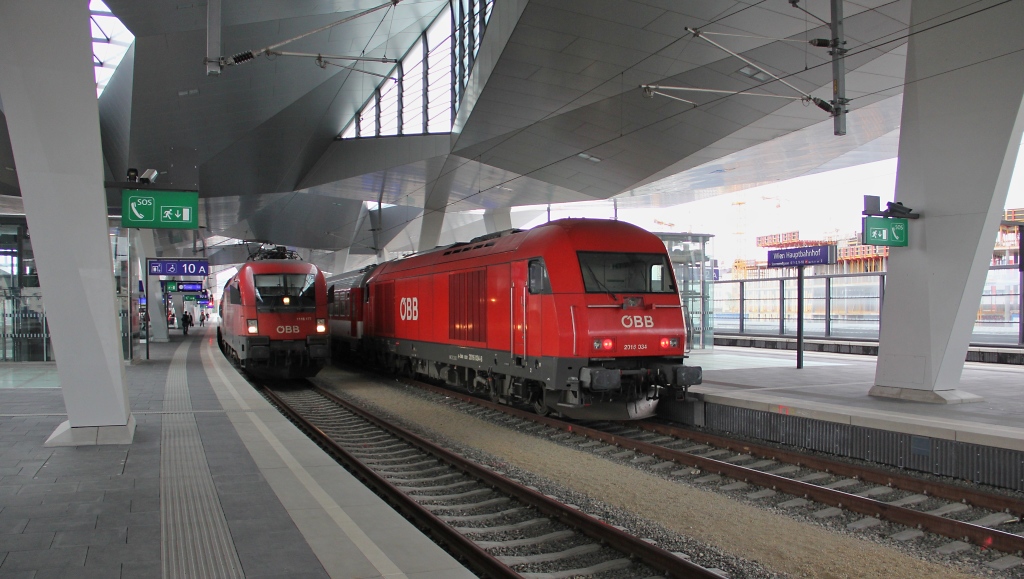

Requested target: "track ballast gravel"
[{"left": 314, "top": 366, "right": 999, "bottom": 579}]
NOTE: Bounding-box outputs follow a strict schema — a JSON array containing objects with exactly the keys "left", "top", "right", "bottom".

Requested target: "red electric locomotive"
[
  {"left": 218, "top": 246, "right": 330, "bottom": 378},
  {"left": 330, "top": 219, "right": 701, "bottom": 420}
]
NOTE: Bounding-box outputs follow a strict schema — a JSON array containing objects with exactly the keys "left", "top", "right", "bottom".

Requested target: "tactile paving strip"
[{"left": 160, "top": 342, "right": 244, "bottom": 578}]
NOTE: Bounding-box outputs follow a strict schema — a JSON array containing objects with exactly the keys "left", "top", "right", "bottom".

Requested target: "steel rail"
[
  {"left": 634, "top": 420, "right": 1024, "bottom": 518},
  {"left": 398, "top": 378, "right": 1024, "bottom": 554},
  {"left": 310, "top": 384, "right": 720, "bottom": 578},
  {"left": 258, "top": 385, "right": 519, "bottom": 579}
]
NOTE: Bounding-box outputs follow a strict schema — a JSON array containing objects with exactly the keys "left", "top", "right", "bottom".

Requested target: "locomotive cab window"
[
  {"left": 253, "top": 273, "right": 317, "bottom": 310},
  {"left": 528, "top": 259, "right": 551, "bottom": 294},
  {"left": 228, "top": 282, "right": 241, "bottom": 305},
  {"left": 577, "top": 252, "right": 676, "bottom": 294}
]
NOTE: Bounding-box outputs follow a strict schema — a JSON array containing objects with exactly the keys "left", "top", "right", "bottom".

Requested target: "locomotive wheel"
[
  {"left": 401, "top": 359, "right": 415, "bottom": 378},
  {"left": 532, "top": 396, "right": 549, "bottom": 416}
]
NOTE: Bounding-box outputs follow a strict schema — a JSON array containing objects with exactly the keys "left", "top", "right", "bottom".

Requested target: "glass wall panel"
[
  {"left": 402, "top": 42, "right": 425, "bottom": 134},
  {"left": 713, "top": 280, "right": 741, "bottom": 333},
  {"left": 974, "top": 267, "right": 1021, "bottom": 345},
  {"left": 360, "top": 97, "right": 377, "bottom": 137},
  {"left": 742, "top": 279, "right": 782, "bottom": 335},
  {"left": 782, "top": 277, "right": 826, "bottom": 336},
  {"left": 829, "top": 274, "right": 881, "bottom": 340},
  {"left": 714, "top": 267, "right": 1022, "bottom": 347},
  {"left": 379, "top": 79, "right": 400, "bottom": 136},
  {"left": 426, "top": 11, "right": 453, "bottom": 133}
]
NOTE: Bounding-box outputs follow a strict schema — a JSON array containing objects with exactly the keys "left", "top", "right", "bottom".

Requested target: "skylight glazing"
[
  {"left": 340, "top": 0, "right": 493, "bottom": 139},
  {"left": 91, "top": 0, "right": 134, "bottom": 97}
]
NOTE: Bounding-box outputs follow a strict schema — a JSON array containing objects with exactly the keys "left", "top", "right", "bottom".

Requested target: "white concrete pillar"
[
  {"left": 330, "top": 248, "right": 350, "bottom": 275},
  {"left": 133, "top": 228, "right": 169, "bottom": 342},
  {"left": 871, "top": 0, "right": 1024, "bottom": 403},
  {"left": 418, "top": 172, "right": 455, "bottom": 252},
  {"left": 483, "top": 208, "right": 512, "bottom": 233},
  {"left": 0, "top": 0, "right": 134, "bottom": 443}
]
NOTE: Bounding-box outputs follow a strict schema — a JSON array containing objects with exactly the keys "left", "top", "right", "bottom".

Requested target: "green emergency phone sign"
[
  {"left": 122, "top": 190, "right": 198, "bottom": 229},
  {"left": 862, "top": 216, "right": 909, "bottom": 247}
]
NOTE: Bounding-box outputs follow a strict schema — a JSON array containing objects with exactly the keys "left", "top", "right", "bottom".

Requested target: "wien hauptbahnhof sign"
[{"left": 767, "top": 245, "right": 837, "bottom": 268}]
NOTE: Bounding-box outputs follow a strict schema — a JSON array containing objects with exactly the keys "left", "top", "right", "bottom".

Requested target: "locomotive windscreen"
[
  {"left": 253, "top": 273, "right": 318, "bottom": 310},
  {"left": 577, "top": 252, "right": 676, "bottom": 294}
]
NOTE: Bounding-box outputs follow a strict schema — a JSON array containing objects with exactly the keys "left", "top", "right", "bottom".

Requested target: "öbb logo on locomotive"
[
  {"left": 400, "top": 297, "right": 419, "bottom": 320},
  {"left": 277, "top": 325, "right": 300, "bottom": 334},
  {"left": 621, "top": 315, "right": 654, "bottom": 328}
]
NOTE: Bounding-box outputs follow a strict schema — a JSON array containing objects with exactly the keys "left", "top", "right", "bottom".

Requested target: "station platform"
[
  {"left": 0, "top": 326, "right": 475, "bottom": 578},
  {"left": 685, "top": 346, "right": 1024, "bottom": 447}
]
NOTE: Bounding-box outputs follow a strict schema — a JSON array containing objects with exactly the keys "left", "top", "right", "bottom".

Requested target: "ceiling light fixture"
[
  {"left": 737, "top": 65, "right": 771, "bottom": 83},
  {"left": 578, "top": 153, "right": 601, "bottom": 162}
]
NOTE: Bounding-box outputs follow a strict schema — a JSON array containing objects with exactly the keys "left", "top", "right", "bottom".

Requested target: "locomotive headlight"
[
  {"left": 247, "top": 319, "right": 259, "bottom": 334},
  {"left": 593, "top": 338, "right": 615, "bottom": 351},
  {"left": 316, "top": 318, "right": 326, "bottom": 333},
  {"left": 660, "top": 337, "right": 679, "bottom": 349},
  {"left": 282, "top": 296, "right": 291, "bottom": 305}
]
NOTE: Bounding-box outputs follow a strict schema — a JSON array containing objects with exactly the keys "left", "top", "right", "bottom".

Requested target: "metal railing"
[{"left": 713, "top": 264, "right": 1024, "bottom": 347}]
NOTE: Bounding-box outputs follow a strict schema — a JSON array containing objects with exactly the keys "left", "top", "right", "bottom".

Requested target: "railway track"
[
  {"left": 259, "top": 381, "right": 728, "bottom": 578},
  {"left": 394, "top": 376, "right": 1024, "bottom": 563}
]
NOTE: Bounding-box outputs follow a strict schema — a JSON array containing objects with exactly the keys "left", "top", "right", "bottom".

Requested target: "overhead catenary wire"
[
  {"left": 684, "top": 26, "right": 813, "bottom": 100},
  {"left": 223, "top": 0, "right": 402, "bottom": 65},
  {"left": 644, "top": 85, "right": 804, "bottom": 99}
]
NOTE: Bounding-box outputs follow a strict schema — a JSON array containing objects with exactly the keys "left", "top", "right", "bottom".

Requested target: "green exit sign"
[
  {"left": 164, "top": 281, "right": 178, "bottom": 292},
  {"left": 122, "top": 189, "right": 198, "bottom": 229},
  {"left": 863, "top": 216, "right": 909, "bottom": 247},
  {"left": 183, "top": 294, "right": 198, "bottom": 301}
]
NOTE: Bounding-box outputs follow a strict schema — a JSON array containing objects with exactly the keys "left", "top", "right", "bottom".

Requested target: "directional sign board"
[
  {"left": 122, "top": 190, "right": 199, "bottom": 229},
  {"left": 148, "top": 259, "right": 209, "bottom": 276},
  {"left": 768, "top": 245, "right": 837, "bottom": 268},
  {"left": 862, "top": 216, "right": 909, "bottom": 247},
  {"left": 179, "top": 282, "right": 203, "bottom": 292}
]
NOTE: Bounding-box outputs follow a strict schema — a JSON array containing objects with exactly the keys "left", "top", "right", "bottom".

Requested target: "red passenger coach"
[
  {"left": 218, "top": 247, "right": 330, "bottom": 378},
  {"left": 330, "top": 219, "right": 701, "bottom": 420}
]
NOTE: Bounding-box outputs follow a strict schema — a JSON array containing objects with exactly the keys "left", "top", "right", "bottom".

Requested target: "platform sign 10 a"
[
  {"left": 148, "top": 259, "right": 209, "bottom": 276},
  {"left": 122, "top": 189, "right": 198, "bottom": 229},
  {"left": 862, "top": 216, "right": 909, "bottom": 247}
]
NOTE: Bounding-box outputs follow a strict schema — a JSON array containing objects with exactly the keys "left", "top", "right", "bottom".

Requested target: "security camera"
[
  {"left": 126, "top": 168, "right": 139, "bottom": 182},
  {"left": 886, "top": 201, "right": 912, "bottom": 216},
  {"left": 139, "top": 169, "right": 158, "bottom": 184}
]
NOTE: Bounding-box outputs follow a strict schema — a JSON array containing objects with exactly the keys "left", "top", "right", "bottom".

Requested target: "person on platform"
[
  {"left": 199, "top": 311, "right": 206, "bottom": 327},
  {"left": 182, "top": 311, "right": 192, "bottom": 335}
]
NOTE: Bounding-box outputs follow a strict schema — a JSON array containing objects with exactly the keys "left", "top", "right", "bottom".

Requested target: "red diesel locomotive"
[
  {"left": 218, "top": 247, "right": 330, "bottom": 378},
  {"left": 329, "top": 219, "right": 701, "bottom": 420}
]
